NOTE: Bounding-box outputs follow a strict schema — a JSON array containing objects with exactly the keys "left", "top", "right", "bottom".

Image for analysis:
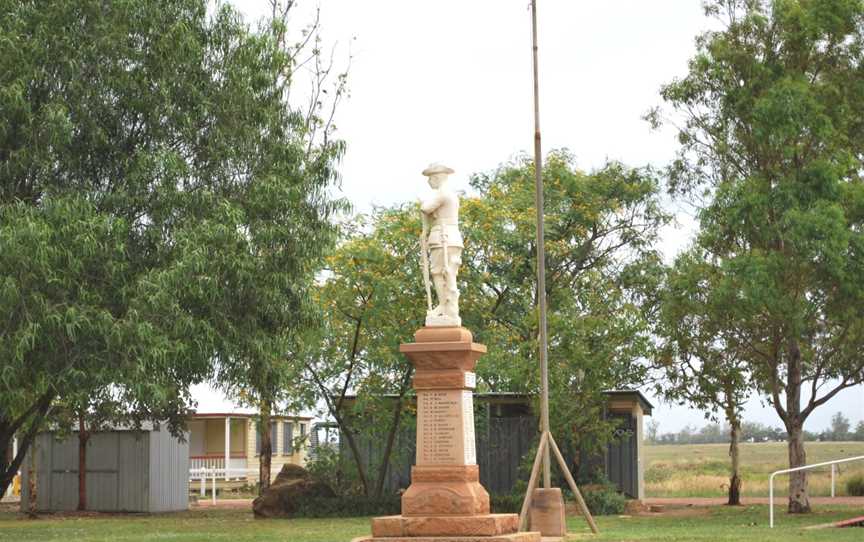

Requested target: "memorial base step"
[
  {"left": 372, "top": 513, "right": 518, "bottom": 537},
  {"left": 351, "top": 532, "right": 541, "bottom": 542}
]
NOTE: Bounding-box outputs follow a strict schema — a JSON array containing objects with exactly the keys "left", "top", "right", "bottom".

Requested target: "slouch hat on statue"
[{"left": 422, "top": 163, "right": 455, "bottom": 176}]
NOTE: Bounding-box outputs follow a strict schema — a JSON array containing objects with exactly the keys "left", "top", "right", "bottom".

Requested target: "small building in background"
[
  {"left": 21, "top": 426, "right": 188, "bottom": 513},
  {"left": 187, "top": 412, "right": 311, "bottom": 487},
  {"left": 328, "top": 390, "right": 653, "bottom": 501},
  {"left": 591, "top": 390, "right": 654, "bottom": 500}
]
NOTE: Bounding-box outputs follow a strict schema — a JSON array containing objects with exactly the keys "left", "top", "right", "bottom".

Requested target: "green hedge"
[
  {"left": 581, "top": 486, "right": 626, "bottom": 515},
  {"left": 289, "top": 485, "right": 626, "bottom": 518},
  {"left": 493, "top": 485, "right": 626, "bottom": 516},
  {"left": 293, "top": 496, "right": 401, "bottom": 518}
]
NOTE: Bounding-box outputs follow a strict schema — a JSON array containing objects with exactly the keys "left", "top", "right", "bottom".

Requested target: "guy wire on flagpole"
[{"left": 519, "top": 0, "right": 599, "bottom": 534}]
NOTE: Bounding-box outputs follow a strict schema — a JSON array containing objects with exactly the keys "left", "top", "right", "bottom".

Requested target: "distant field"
[{"left": 645, "top": 441, "right": 864, "bottom": 498}]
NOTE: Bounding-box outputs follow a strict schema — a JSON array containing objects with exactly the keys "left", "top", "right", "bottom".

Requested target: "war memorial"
[{"left": 353, "top": 165, "right": 541, "bottom": 541}]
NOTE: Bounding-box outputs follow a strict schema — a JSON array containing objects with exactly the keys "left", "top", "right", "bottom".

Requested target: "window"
[
  {"left": 283, "top": 422, "right": 294, "bottom": 455},
  {"left": 255, "top": 422, "right": 279, "bottom": 456}
]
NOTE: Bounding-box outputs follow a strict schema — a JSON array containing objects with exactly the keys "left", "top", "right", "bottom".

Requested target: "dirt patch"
[
  {"left": 0, "top": 502, "right": 19, "bottom": 513},
  {"left": 646, "top": 496, "right": 864, "bottom": 507},
  {"left": 194, "top": 498, "right": 253, "bottom": 509}
]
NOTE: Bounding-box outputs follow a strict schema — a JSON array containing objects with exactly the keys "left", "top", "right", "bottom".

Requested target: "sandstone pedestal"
[{"left": 354, "top": 327, "right": 540, "bottom": 542}]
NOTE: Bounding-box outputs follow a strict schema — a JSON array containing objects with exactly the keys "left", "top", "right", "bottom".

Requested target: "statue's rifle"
[{"left": 420, "top": 214, "right": 433, "bottom": 312}]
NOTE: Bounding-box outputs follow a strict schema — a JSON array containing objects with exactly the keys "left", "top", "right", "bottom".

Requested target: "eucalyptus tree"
[
  {"left": 654, "top": 250, "right": 753, "bottom": 505},
  {"left": 206, "top": 0, "right": 349, "bottom": 491},
  {"left": 0, "top": 0, "right": 343, "bottom": 497},
  {"left": 649, "top": 0, "right": 864, "bottom": 512}
]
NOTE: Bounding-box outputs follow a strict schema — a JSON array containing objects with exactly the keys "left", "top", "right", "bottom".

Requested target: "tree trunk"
[
  {"left": 727, "top": 420, "right": 741, "bottom": 506},
  {"left": 259, "top": 402, "right": 272, "bottom": 494},
  {"left": 787, "top": 423, "right": 810, "bottom": 513},
  {"left": 785, "top": 338, "right": 810, "bottom": 514},
  {"left": 373, "top": 371, "right": 413, "bottom": 498},
  {"left": 338, "top": 420, "right": 371, "bottom": 496},
  {"left": 0, "top": 392, "right": 54, "bottom": 498},
  {"left": 77, "top": 412, "right": 89, "bottom": 511}
]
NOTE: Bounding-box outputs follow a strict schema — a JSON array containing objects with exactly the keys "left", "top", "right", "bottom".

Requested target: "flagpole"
[
  {"left": 530, "top": 0, "right": 552, "bottom": 491},
  {"left": 520, "top": 1, "right": 599, "bottom": 534}
]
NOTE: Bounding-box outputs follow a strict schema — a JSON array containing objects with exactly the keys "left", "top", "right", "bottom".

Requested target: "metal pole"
[
  {"left": 769, "top": 472, "right": 775, "bottom": 528},
  {"left": 225, "top": 417, "right": 231, "bottom": 481},
  {"left": 768, "top": 455, "right": 864, "bottom": 527},
  {"left": 831, "top": 464, "right": 835, "bottom": 498},
  {"left": 211, "top": 469, "right": 216, "bottom": 504},
  {"left": 530, "top": 0, "right": 551, "bottom": 492}
]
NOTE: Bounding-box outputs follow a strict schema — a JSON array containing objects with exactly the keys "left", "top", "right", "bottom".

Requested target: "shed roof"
[
  {"left": 340, "top": 389, "right": 653, "bottom": 415},
  {"left": 602, "top": 390, "right": 654, "bottom": 415}
]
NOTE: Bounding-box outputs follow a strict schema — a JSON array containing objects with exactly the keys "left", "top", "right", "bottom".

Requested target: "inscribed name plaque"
[
  {"left": 416, "top": 390, "right": 476, "bottom": 465},
  {"left": 461, "top": 390, "right": 476, "bottom": 465}
]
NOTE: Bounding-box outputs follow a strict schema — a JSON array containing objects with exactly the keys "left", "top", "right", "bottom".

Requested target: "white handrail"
[
  {"left": 769, "top": 454, "right": 864, "bottom": 528},
  {"left": 189, "top": 466, "right": 286, "bottom": 503}
]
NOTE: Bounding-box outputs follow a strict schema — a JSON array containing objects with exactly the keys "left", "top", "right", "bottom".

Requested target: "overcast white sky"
[{"left": 201, "top": 0, "right": 864, "bottom": 434}]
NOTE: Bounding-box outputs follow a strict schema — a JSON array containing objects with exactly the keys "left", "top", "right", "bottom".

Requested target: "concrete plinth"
[
  {"left": 528, "top": 488, "right": 566, "bottom": 537},
  {"left": 352, "top": 533, "right": 540, "bottom": 542},
  {"left": 372, "top": 513, "right": 518, "bottom": 537},
  {"left": 358, "top": 327, "right": 539, "bottom": 542}
]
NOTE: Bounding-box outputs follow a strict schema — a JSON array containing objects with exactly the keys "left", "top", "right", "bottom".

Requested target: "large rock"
[
  {"left": 273, "top": 463, "right": 310, "bottom": 484},
  {"left": 252, "top": 464, "right": 335, "bottom": 518}
]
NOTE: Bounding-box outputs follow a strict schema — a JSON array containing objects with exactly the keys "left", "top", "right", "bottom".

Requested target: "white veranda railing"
[
  {"left": 189, "top": 467, "right": 284, "bottom": 504},
  {"left": 769, "top": 455, "right": 864, "bottom": 528}
]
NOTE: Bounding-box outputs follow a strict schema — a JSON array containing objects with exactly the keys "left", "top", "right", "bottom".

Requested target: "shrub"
[
  {"left": 846, "top": 474, "right": 864, "bottom": 496},
  {"left": 581, "top": 485, "right": 626, "bottom": 515},
  {"left": 292, "top": 496, "right": 401, "bottom": 518},
  {"left": 491, "top": 494, "right": 523, "bottom": 514},
  {"left": 492, "top": 483, "right": 626, "bottom": 517},
  {"left": 305, "top": 445, "right": 365, "bottom": 496}
]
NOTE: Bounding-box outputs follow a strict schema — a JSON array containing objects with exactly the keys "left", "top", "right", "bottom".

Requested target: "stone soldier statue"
[{"left": 419, "top": 163, "right": 463, "bottom": 326}]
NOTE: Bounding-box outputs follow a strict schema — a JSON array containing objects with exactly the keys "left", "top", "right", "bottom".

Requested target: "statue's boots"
[
  {"left": 432, "top": 276, "right": 448, "bottom": 316},
  {"left": 444, "top": 290, "right": 460, "bottom": 319}
]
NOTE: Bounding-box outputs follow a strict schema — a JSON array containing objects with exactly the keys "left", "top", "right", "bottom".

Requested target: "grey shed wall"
[
  {"left": 21, "top": 429, "right": 188, "bottom": 513},
  {"left": 148, "top": 427, "right": 190, "bottom": 512}
]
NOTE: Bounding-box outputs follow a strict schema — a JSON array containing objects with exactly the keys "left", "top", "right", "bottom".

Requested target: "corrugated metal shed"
[{"left": 20, "top": 428, "right": 188, "bottom": 513}]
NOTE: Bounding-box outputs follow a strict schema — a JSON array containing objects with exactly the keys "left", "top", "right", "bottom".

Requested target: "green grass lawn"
[
  {"left": 645, "top": 441, "right": 864, "bottom": 497},
  {"left": 1, "top": 505, "right": 862, "bottom": 542}
]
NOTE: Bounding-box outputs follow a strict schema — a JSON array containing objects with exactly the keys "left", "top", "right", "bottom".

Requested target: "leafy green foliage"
[
  {"left": 461, "top": 151, "right": 668, "bottom": 454},
  {"left": 307, "top": 150, "right": 668, "bottom": 493},
  {"left": 651, "top": 0, "right": 864, "bottom": 512},
  {"left": 303, "top": 207, "right": 425, "bottom": 497},
  {"left": 490, "top": 485, "right": 627, "bottom": 516},
  {"left": 653, "top": 249, "right": 753, "bottom": 503},
  {"left": 0, "top": 0, "right": 343, "bottom": 496},
  {"left": 290, "top": 496, "right": 402, "bottom": 518},
  {"left": 580, "top": 485, "right": 628, "bottom": 516}
]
